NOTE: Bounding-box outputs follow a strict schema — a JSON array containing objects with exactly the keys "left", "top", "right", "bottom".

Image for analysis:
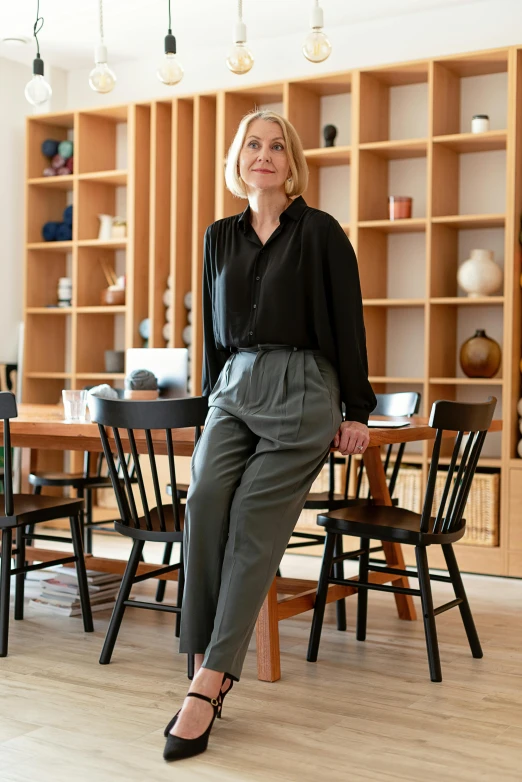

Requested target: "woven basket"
[{"left": 296, "top": 462, "right": 500, "bottom": 547}]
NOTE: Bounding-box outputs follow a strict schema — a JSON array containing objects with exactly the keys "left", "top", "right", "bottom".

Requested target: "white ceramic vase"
[
  {"left": 457, "top": 249, "right": 503, "bottom": 297},
  {"left": 98, "top": 214, "right": 114, "bottom": 241}
]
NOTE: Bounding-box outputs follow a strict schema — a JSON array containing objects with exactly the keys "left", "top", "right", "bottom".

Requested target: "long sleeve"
[
  {"left": 324, "top": 219, "right": 377, "bottom": 425},
  {"left": 201, "top": 226, "right": 228, "bottom": 397}
]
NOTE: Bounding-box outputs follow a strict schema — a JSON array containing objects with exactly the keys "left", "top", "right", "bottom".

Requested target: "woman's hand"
[{"left": 333, "top": 421, "right": 370, "bottom": 456}]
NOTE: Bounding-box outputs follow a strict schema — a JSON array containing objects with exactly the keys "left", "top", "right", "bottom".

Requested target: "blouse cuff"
[{"left": 343, "top": 406, "right": 370, "bottom": 426}]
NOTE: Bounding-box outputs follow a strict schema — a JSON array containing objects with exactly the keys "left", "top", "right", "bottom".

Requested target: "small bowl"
[{"left": 101, "top": 287, "right": 126, "bottom": 306}]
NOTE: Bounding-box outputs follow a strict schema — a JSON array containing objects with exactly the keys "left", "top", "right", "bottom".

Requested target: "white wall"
[
  {"left": 66, "top": 0, "right": 522, "bottom": 108},
  {"left": 0, "top": 59, "right": 67, "bottom": 363}
]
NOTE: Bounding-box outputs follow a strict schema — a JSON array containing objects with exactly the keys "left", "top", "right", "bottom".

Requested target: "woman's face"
[{"left": 238, "top": 118, "right": 291, "bottom": 196}]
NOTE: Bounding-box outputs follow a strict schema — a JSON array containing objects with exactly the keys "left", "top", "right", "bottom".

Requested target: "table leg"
[
  {"left": 256, "top": 579, "right": 281, "bottom": 682},
  {"left": 362, "top": 446, "right": 416, "bottom": 621}
]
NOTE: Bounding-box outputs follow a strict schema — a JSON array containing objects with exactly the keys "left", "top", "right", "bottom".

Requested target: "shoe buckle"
[{"left": 210, "top": 698, "right": 219, "bottom": 707}]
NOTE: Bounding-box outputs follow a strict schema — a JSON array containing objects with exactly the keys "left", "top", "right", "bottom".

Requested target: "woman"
[{"left": 163, "top": 110, "right": 377, "bottom": 761}]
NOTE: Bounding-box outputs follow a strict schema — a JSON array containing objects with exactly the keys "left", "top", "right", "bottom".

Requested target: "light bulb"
[
  {"left": 89, "top": 45, "right": 116, "bottom": 93},
  {"left": 25, "top": 73, "right": 52, "bottom": 106},
  {"left": 157, "top": 52, "right": 184, "bottom": 85},
  {"left": 303, "top": 29, "right": 331, "bottom": 63},
  {"left": 226, "top": 21, "right": 253, "bottom": 75},
  {"left": 226, "top": 42, "right": 254, "bottom": 75},
  {"left": 303, "top": 4, "right": 332, "bottom": 64},
  {"left": 25, "top": 55, "right": 52, "bottom": 107}
]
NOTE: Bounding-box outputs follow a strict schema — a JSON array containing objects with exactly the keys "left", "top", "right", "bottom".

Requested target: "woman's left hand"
[{"left": 333, "top": 421, "right": 370, "bottom": 456}]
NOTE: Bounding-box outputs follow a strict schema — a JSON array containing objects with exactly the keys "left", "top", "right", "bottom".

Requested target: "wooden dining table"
[{"left": 2, "top": 403, "right": 501, "bottom": 682}]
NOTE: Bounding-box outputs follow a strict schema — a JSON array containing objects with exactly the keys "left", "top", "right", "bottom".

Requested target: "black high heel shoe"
[
  {"left": 217, "top": 674, "right": 234, "bottom": 719},
  {"left": 163, "top": 692, "right": 220, "bottom": 762}
]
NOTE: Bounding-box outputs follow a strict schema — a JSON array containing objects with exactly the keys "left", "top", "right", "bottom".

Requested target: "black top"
[{"left": 201, "top": 195, "right": 377, "bottom": 425}]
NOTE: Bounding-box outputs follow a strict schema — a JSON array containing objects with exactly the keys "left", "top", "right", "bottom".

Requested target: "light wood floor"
[{"left": 0, "top": 534, "right": 521, "bottom": 782}]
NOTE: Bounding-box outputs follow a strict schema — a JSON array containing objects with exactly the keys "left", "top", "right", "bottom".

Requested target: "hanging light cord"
[
  {"left": 33, "top": 0, "right": 44, "bottom": 56},
  {"left": 168, "top": 0, "right": 172, "bottom": 33},
  {"left": 238, "top": 0, "right": 243, "bottom": 22},
  {"left": 99, "top": 0, "right": 105, "bottom": 43}
]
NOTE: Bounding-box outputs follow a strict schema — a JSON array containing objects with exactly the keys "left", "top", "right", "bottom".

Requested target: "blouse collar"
[{"left": 237, "top": 195, "right": 307, "bottom": 231}]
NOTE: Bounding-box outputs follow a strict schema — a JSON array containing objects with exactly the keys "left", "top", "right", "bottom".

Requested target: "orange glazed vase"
[{"left": 459, "top": 329, "right": 501, "bottom": 378}]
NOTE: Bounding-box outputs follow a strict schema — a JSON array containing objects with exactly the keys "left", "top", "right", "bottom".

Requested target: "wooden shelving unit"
[{"left": 23, "top": 45, "right": 522, "bottom": 577}]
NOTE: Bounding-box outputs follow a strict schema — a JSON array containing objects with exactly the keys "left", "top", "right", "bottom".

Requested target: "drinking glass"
[{"left": 62, "top": 390, "right": 88, "bottom": 422}]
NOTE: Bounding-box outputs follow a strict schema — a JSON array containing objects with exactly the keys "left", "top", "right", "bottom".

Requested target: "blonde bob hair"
[{"left": 224, "top": 109, "right": 309, "bottom": 200}]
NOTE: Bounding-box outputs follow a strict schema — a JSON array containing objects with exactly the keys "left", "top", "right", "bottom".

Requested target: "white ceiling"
[{"left": 0, "top": 0, "right": 486, "bottom": 70}]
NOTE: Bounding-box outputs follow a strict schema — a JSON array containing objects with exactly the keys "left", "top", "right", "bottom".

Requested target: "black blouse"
[{"left": 201, "top": 195, "right": 377, "bottom": 425}]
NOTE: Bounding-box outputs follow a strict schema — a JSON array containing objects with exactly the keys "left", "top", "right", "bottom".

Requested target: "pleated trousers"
[{"left": 179, "top": 344, "right": 342, "bottom": 680}]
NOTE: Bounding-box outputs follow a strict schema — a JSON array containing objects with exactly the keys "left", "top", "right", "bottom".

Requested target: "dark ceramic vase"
[{"left": 459, "top": 329, "right": 501, "bottom": 378}]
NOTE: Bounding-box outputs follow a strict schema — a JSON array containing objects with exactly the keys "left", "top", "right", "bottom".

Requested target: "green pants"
[{"left": 179, "top": 345, "right": 342, "bottom": 680}]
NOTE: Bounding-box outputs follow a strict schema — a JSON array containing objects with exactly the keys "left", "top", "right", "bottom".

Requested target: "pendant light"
[
  {"left": 157, "top": 0, "right": 184, "bottom": 85},
  {"left": 89, "top": 0, "right": 117, "bottom": 93},
  {"left": 226, "top": 0, "right": 254, "bottom": 75},
  {"left": 303, "top": 0, "right": 332, "bottom": 63},
  {"left": 25, "top": 0, "right": 52, "bottom": 107}
]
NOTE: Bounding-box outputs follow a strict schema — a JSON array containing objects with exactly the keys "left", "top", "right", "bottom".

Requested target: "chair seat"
[
  {"left": 0, "top": 494, "right": 84, "bottom": 528},
  {"left": 115, "top": 503, "right": 185, "bottom": 542},
  {"left": 305, "top": 491, "right": 400, "bottom": 511},
  {"left": 29, "top": 470, "right": 116, "bottom": 489},
  {"left": 318, "top": 504, "right": 466, "bottom": 545}
]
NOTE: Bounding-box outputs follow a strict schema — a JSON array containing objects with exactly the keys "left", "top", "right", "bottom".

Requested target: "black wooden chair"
[
  {"left": 307, "top": 396, "right": 496, "bottom": 682},
  {"left": 28, "top": 451, "right": 136, "bottom": 554},
  {"left": 0, "top": 392, "right": 93, "bottom": 657},
  {"left": 89, "top": 394, "right": 208, "bottom": 665},
  {"left": 291, "top": 391, "right": 421, "bottom": 629}
]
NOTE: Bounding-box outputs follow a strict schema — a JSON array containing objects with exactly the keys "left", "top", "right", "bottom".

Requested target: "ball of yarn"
[
  {"left": 43, "top": 167, "right": 57, "bottom": 177},
  {"left": 163, "top": 289, "right": 171, "bottom": 307},
  {"left": 138, "top": 318, "right": 150, "bottom": 340},
  {"left": 88, "top": 384, "right": 118, "bottom": 402},
  {"left": 57, "top": 167, "right": 70, "bottom": 176},
  {"left": 42, "top": 221, "right": 59, "bottom": 241},
  {"left": 182, "top": 325, "right": 192, "bottom": 345},
  {"left": 42, "top": 139, "right": 59, "bottom": 158},
  {"left": 58, "top": 139, "right": 74, "bottom": 159},
  {"left": 125, "top": 368, "right": 157, "bottom": 391},
  {"left": 184, "top": 291, "right": 192, "bottom": 310},
  {"left": 162, "top": 323, "right": 170, "bottom": 341},
  {"left": 63, "top": 205, "right": 73, "bottom": 226},
  {"left": 165, "top": 306, "right": 172, "bottom": 323},
  {"left": 167, "top": 274, "right": 173, "bottom": 289},
  {"left": 51, "top": 154, "right": 66, "bottom": 170},
  {"left": 55, "top": 222, "right": 72, "bottom": 241},
  {"left": 65, "top": 156, "right": 74, "bottom": 173}
]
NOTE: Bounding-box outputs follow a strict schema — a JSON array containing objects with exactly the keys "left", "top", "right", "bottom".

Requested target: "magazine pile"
[{"left": 29, "top": 565, "right": 121, "bottom": 617}]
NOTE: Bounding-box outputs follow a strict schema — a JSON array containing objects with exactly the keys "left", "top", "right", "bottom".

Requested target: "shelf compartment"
[
  {"left": 77, "top": 178, "right": 127, "bottom": 242},
  {"left": 26, "top": 113, "right": 74, "bottom": 179},
  {"left": 359, "top": 224, "right": 427, "bottom": 300},
  {"left": 432, "top": 214, "right": 505, "bottom": 229},
  {"left": 27, "top": 183, "right": 73, "bottom": 244},
  {"left": 23, "top": 377, "right": 68, "bottom": 405},
  {"left": 76, "top": 245, "right": 126, "bottom": 307},
  {"left": 359, "top": 139, "right": 427, "bottom": 159},
  {"left": 305, "top": 162, "right": 351, "bottom": 225},
  {"left": 365, "top": 304, "right": 425, "bottom": 380},
  {"left": 78, "top": 169, "right": 127, "bottom": 185},
  {"left": 304, "top": 145, "right": 351, "bottom": 166},
  {"left": 287, "top": 74, "right": 351, "bottom": 151},
  {"left": 359, "top": 63, "right": 429, "bottom": 144},
  {"left": 358, "top": 218, "right": 426, "bottom": 233},
  {"left": 76, "top": 312, "right": 125, "bottom": 374},
  {"left": 433, "top": 130, "right": 507, "bottom": 153},
  {"left": 358, "top": 149, "right": 427, "bottom": 222},
  {"left": 26, "top": 249, "right": 71, "bottom": 308},
  {"left": 27, "top": 175, "right": 75, "bottom": 190},
  {"left": 432, "top": 51, "right": 508, "bottom": 137},
  {"left": 24, "top": 313, "right": 71, "bottom": 374},
  {"left": 77, "top": 109, "right": 128, "bottom": 174}
]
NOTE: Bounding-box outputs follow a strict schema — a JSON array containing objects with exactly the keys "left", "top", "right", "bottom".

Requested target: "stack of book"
[{"left": 29, "top": 566, "right": 122, "bottom": 617}]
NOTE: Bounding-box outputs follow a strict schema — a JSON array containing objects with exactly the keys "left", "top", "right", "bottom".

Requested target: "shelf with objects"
[{"left": 22, "top": 45, "right": 522, "bottom": 577}]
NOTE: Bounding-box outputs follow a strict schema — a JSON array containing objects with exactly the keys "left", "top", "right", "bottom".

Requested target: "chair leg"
[
  {"left": 356, "top": 537, "right": 370, "bottom": 642},
  {"left": 0, "top": 528, "right": 13, "bottom": 657},
  {"left": 442, "top": 543, "right": 483, "bottom": 659},
  {"left": 70, "top": 514, "right": 94, "bottom": 633},
  {"left": 333, "top": 534, "right": 347, "bottom": 632},
  {"left": 14, "top": 526, "right": 26, "bottom": 620},
  {"left": 155, "top": 542, "right": 173, "bottom": 603},
  {"left": 175, "top": 543, "right": 185, "bottom": 638},
  {"left": 307, "top": 531, "right": 336, "bottom": 662},
  {"left": 84, "top": 488, "right": 93, "bottom": 555},
  {"left": 99, "top": 539, "right": 144, "bottom": 665},
  {"left": 415, "top": 546, "right": 442, "bottom": 682}
]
